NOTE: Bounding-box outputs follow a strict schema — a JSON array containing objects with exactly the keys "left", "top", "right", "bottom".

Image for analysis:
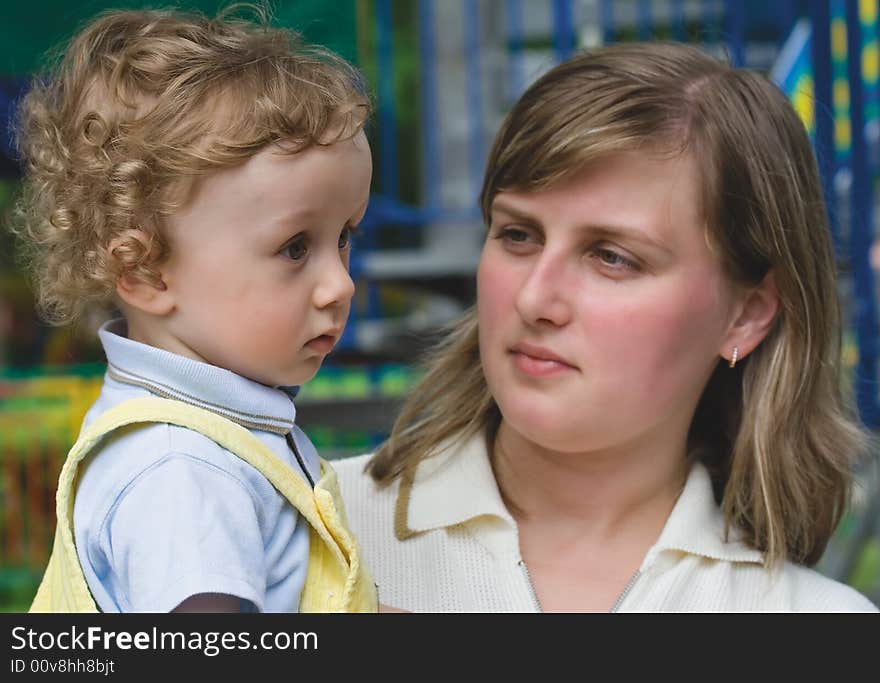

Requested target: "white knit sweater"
[{"left": 334, "top": 434, "right": 878, "bottom": 613}]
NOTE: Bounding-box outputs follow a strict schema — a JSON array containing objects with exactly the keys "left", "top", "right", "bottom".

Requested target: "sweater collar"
[
  {"left": 395, "top": 432, "right": 763, "bottom": 565},
  {"left": 99, "top": 318, "right": 299, "bottom": 435}
]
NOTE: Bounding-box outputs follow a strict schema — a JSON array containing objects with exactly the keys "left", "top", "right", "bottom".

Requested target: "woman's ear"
[
  {"left": 721, "top": 271, "right": 780, "bottom": 363},
  {"left": 110, "top": 230, "right": 175, "bottom": 316}
]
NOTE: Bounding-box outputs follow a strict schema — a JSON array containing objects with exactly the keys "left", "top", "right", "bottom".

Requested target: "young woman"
[{"left": 336, "top": 42, "right": 878, "bottom": 612}]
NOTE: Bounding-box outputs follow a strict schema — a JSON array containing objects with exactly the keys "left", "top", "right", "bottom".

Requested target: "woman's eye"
[
  {"left": 283, "top": 236, "right": 308, "bottom": 261},
  {"left": 593, "top": 247, "right": 638, "bottom": 270},
  {"left": 501, "top": 228, "right": 529, "bottom": 242},
  {"left": 492, "top": 225, "right": 539, "bottom": 254}
]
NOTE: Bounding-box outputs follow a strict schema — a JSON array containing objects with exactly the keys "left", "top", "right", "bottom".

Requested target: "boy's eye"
[
  {"left": 338, "top": 226, "right": 352, "bottom": 250},
  {"left": 283, "top": 236, "right": 308, "bottom": 260}
]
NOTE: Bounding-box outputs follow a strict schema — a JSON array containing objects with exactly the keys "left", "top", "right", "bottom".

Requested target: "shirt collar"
[
  {"left": 395, "top": 432, "right": 514, "bottom": 539},
  {"left": 647, "top": 461, "right": 764, "bottom": 565},
  {"left": 395, "top": 432, "right": 763, "bottom": 565},
  {"left": 99, "top": 318, "right": 299, "bottom": 434}
]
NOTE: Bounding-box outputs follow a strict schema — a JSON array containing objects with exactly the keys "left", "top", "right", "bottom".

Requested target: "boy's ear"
[
  {"left": 722, "top": 270, "right": 780, "bottom": 362},
  {"left": 110, "top": 230, "right": 175, "bottom": 316}
]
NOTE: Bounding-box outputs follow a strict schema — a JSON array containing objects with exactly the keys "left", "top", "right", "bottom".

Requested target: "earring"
[{"left": 729, "top": 346, "right": 739, "bottom": 369}]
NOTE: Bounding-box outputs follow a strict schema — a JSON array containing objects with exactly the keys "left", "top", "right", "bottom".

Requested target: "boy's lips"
[{"left": 305, "top": 330, "right": 341, "bottom": 354}]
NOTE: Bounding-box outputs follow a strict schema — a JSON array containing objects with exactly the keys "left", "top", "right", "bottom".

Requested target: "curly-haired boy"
[{"left": 13, "top": 6, "right": 376, "bottom": 613}]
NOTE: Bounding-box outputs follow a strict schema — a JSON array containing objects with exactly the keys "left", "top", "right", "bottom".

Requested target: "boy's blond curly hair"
[{"left": 11, "top": 4, "right": 370, "bottom": 325}]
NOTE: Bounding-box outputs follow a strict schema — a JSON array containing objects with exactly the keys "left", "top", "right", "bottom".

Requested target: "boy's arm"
[
  {"left": 173, "top": 593, "right": 242, "bottom": 613},
  {"left": 378, "top": 603, "right": 409, "bottom": 613},
  {"left": 101, "top": 453, "right": 267, "bottom": 612}
]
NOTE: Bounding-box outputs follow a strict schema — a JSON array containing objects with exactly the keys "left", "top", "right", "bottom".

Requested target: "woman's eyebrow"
[
  {"left": 584, "top": 225, "right": 672, "bottom": 254},
  {"left": 489, "top": 199, "right": 541, "bottom": 224},
  {"left": 491, "top": 198, "right": 671, "bottom": 254}
]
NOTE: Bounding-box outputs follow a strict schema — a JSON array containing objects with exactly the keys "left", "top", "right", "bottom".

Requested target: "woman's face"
[{"left": 477, "top": 150, "right": 742, "bottom": 455}]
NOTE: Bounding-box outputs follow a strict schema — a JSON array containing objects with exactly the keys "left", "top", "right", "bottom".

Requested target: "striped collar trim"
[
  {"left": 99, "top": 319, "right": 297, "bottom": 435},
  {"left": 106, "top": 364, "right": 294, "bottom": 434}
]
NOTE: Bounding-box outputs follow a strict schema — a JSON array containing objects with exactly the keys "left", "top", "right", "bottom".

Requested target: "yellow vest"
[{"left": 30, "top": 396, "right": 377, "bottom": 613}]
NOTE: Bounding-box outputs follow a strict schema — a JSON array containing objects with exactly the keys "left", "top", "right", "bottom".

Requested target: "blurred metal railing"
[{"left": 356, "top": 0, "right": 878, "bottom": 422}]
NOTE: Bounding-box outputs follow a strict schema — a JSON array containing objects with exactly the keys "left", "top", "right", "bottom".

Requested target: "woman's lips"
[{"left": 509, "top": 342, "right": 578, "bottom": 377}]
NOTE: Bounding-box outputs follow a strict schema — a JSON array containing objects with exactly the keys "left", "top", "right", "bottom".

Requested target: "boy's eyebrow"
[
  {"left": 264, "top": 207, "right": 318, "bottom": 235},
  {"left": 269, "top": 205, "right": 312, "bottom": 223},
  {"left": 490, "top": 198, "right": 673, "bottom": 254},
  {"left": 267, "top": 208, "right": 365, "bottom": 241}
]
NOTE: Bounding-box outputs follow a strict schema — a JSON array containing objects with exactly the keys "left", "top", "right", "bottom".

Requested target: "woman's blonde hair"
[
  {"left": 11, "top": 4, "right": 369, "bottom": 325},
  {"left": 369, "top": 42, "right": 868, "bottom": 567}
]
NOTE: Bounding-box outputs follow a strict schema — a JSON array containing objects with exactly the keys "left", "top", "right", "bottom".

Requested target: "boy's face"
[{"left": 154, "top": 131, "right": 372, "bottom": 387}]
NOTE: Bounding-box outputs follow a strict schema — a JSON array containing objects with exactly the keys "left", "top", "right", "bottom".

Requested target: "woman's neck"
[{"left": 491, "top": 420, "right": 689, "bottom": 541}]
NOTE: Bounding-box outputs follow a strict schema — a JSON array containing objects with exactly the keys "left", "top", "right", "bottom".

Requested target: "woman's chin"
[{"left": 500, "top": 409, "right": 586, "bottom": 453}]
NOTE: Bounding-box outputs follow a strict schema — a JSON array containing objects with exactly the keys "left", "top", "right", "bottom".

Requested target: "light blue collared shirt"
[{"left": 73, "top": 319, "right": 319, "bottom": 612}]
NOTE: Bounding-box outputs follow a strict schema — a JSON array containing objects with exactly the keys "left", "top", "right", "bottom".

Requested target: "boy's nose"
[{"left": 313, "top": 256, "right": 355, "bottom": 309}]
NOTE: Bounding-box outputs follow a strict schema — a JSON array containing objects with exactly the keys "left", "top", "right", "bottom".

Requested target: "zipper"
[
  {"left": 517, "top": 559, "right": 543, "bottom": 612},
  {"left": 518, "top": 557, "right": 642, "bottom": 613},
  {"left": 285, "top": 431, "right": 316, "bottom": 488},
  {"left": 609, "top": 569, "right": 641, "bottom": 613}
]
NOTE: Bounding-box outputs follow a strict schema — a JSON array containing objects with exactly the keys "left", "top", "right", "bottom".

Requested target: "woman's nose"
[{"left": 514, "top": 253, "right": 572, "bottom": 327}]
